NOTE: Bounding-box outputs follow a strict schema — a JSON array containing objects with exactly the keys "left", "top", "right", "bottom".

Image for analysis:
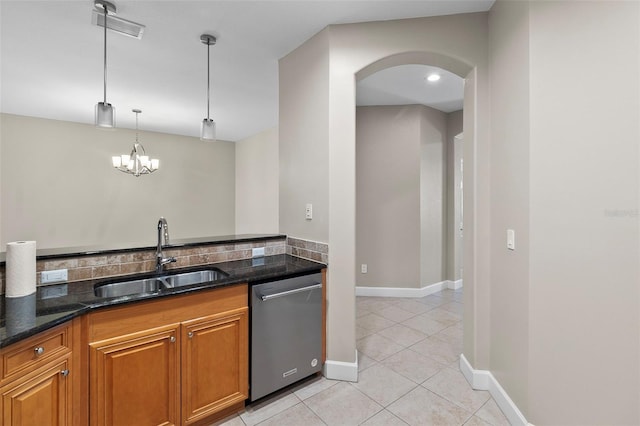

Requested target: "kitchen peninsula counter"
[{"left": 0, "top": 254, "right": 325, "bottom": 348}]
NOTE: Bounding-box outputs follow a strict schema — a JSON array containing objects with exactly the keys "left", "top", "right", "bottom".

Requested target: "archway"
[{"left": 325, "top": 43, "right": 484, "bottom": 381}]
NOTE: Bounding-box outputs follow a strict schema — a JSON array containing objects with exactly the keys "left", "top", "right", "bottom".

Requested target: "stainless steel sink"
[
  {"left": 162, "top": 270, "right": 228, "bottom": 288},
  {"left": 94, "top": 269, "right": 229, "bottom": 297},
  {"left": 94, "top": 277, "right": 166, "bottom": 298}
]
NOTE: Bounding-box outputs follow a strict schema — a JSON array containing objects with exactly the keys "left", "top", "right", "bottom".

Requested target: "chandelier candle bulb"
[
  {"left": 112, "top": 156, "right": 121, "bottom": 167},
  {"left": 151, "top": 159, "right": 159, "bottom": 169}
]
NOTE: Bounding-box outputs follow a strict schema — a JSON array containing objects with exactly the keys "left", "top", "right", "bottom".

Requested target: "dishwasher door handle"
[{"left": 260, "top": 283, "right": 322, "bottom": 301}]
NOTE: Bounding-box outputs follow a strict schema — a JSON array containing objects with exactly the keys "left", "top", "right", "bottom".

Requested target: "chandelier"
[{"left": 111, "top": 109, "right": 159, "bottom": 177}]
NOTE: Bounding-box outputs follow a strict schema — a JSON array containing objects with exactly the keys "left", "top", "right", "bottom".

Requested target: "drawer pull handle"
[
  {"left": 34, "top": 347, "right": 45, "bottom": 355},
  {"left": 188, "top": 332, "right": 194, "bottom": 339},
  {"left": 60, "top": 370, "right": 69, "bottom": 377},
  {"left": 170, "top": 336, "right": 176, "bottom": 343}
]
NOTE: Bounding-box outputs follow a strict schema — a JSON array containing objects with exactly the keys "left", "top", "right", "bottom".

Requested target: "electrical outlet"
[
  {"left": 305, "top": 203, "right": 313, "bottom": 220},
  {"left": 41, "top": 269, "right": 68, "bottom": 284},
  {"left": 252, "top": 247, "right": 265, "bottom": 258},
  {"left": 361, "top": 264, "right": 368, "bottom": 274}
]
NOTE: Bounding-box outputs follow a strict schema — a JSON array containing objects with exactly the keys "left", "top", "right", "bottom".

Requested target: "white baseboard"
[
  {"left": 449, "top": 279, "right": 463, "bottom": 290},
  {"left": 460, "top": 354, "right": 531, "bottom": 426},
  {"left": 323, "top": 350, "right": 358, "bottom": 382},
  {"left": 356, "top": 280, "right": 462, "bottom": 298}
]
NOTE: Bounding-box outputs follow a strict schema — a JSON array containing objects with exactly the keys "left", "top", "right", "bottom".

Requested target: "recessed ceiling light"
[{"left": 426, "top": 73, "right": 441, "bottom": 82}]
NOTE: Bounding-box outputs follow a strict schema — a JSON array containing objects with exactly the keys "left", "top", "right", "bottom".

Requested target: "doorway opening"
[
  {"left": 354, "top": 63, "right": 465, "bottom": 369},
  {"left": 355, "top": 63, "right": 464, "bottom": 295}
]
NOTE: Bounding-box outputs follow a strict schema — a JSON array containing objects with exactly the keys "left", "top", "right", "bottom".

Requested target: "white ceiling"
[
  {"left": 0, "top": 1, "right": 492, "bottom": 141},
  {"left": 357, "top": 64, "right": 464, "bottom": 112}
]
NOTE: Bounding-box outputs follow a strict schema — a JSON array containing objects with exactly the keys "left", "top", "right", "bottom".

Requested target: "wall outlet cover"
[
  {"left": 41, "top": 269, "right": 68, "bottom": 284},
  {"left": 252, "top": 247, "right": 265, "bottom": 258}
]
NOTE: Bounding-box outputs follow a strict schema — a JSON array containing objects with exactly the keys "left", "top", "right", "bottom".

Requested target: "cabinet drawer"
[{"left": 1, "top": 323, "right": 71, "bottom": 383}]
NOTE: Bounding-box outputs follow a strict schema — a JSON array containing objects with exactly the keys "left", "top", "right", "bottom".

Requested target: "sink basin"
[
  {"left": 162, "top": 270, "right": 228, "bottom": 288},
  {"left": 94, "top": 278, "right": 165, "bottom": 298},
  {"left": 94, "top": 269, "right": 229, "bottom": 297}
]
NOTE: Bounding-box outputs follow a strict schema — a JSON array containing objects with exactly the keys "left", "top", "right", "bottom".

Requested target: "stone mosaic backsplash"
[
  {"left": 0, "top": 237, "right": 286, "bottom": 295},
  {"left": 286, "top": 236, "right": 328, "bottom": 264}
]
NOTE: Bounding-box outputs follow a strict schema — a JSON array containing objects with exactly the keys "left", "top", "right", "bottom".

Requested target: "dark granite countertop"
[
  {"left": 0, "top": 234, "right": 285, "bottom": 264},
  {"left": 0, "top": 254, "right": 324, "bottom": 348}
]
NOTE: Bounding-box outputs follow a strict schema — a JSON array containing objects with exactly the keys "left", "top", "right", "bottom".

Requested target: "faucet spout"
[{"left": 156, "top": 217, "right": 176, "bottom": 273}]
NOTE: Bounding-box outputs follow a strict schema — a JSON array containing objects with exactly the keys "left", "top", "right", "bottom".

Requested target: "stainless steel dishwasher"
[{"left": 250, "top": 272, "right": 323, "bottom": 401}]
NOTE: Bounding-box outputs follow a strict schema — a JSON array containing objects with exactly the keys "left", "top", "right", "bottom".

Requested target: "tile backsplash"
[
  {"left": 286, "top": 236, "right": 328, "bottom": 264},
  {"left": 0, "top": 237, "right": 286, "bottom": 295}
]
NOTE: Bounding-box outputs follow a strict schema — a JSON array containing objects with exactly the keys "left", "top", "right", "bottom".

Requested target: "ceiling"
[{"left": 0, "top": 1, "right": 492, "bottom": 142}]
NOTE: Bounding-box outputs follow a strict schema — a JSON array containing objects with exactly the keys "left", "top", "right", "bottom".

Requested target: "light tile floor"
[{"left": 213, "top": 289, "right": 510, "bottom": 426}]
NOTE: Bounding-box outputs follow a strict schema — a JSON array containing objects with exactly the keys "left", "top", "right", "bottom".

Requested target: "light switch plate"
[{"left": 507, "top": 229, "right": 515, "bottom": 250}]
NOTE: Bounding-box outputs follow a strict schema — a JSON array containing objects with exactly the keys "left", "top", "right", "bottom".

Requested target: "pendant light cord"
[
  {"left": 206, "top": 40, "right": 211, "bottom": 120},
  {"left": 103, "top": 6, "right": 108, "bottom": 104}
]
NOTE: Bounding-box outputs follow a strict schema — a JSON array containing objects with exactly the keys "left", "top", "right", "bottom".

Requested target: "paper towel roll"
[{"left": 6, "top": 241, "right": 36, "bottom": 298}]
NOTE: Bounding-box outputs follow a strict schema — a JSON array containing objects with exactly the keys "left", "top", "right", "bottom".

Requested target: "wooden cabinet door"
[
  {"left": 181, "top": 307, "right": 248, "bottom": 425},
  {"left": 1, "top": 357, "right": 71, "bottom": 426},
  {"left": 89, "top": 324, "right": 181, "bottom": 426}
]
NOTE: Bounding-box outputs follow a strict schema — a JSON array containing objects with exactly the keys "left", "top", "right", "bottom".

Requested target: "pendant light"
[
  {"left": 95, "top": 0, "right": 116, "bottom": 128},
  {"left": 200, "top": 34, "right": 216, "bottom": 141},
  {"left": 111, "top": 109, "right": 159, "bottom": 177}
]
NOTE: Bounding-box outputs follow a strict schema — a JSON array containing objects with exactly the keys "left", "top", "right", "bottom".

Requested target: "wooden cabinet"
[
  {"left": 182, "top": 309, "right": 248, "bottom": 425},
  {"left": 87, "top": 284, "right": 248, "bottom": 426},
  {"left": 89, "top": 324, "right": 181, "bottom": 426},
  {"left": 0, "top": 320, "right": 80, "bottom": 426}
]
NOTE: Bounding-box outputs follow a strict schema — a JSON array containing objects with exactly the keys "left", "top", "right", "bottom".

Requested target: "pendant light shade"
[
  {"left": 201, "top": 118, "right": 216, "bottom": 140},
  {"left": 96, "top": 102, "right": 115, "bottom": 127},
  {"left": 200, "top": 34, "right": 216, "bottom": 141},
  {"left": 95, "top": 0, "right": 116, "bottom": 128}
]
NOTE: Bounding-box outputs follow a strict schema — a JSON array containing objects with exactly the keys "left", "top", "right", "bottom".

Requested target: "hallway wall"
[{"left": 356, "top": 105, "right": 449, "bottom": 290}]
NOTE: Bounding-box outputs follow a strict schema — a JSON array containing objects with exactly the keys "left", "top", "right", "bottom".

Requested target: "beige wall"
[
  {"left": 488, "top": 0, "right": 531, "bottom": 415},
  {"left": 445, "top": 110, "right": 463, "bottom": 282},
  {"left": 280, "top": 13, "right": 490, "bottom": 367},
  {"left": 488, "top": 1, "right": 640, "bottom": 423},
  {"left": 420, "top": 106, "right": 447, "bottom": 286},
  {"left": 279, "top": 30, "right": 330, "bottom": 244},
  {"left": 527, "top": 1, "right": 639, "bottom": 423},
  {"left": 1, "top": 114, "right": 235, "bottom": 249},
  {"left": 235, "top": 127, "right": 279, "bottom": 234},
  {"left": 356, "top": 105, "right": 422, "bottom": 288},
  {"left": 356, "top": 105, "right": 459, "bottom": 289}
]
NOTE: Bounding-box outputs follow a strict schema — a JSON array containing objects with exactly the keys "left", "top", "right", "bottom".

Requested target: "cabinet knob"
[
  {"left": 188, "top": 332, "right": 194, "bottom": 339},
  {"left": 60, "top": 369, "right": 69, "bottom": 377},
  {"left": 170, "top": 336, "right": 176, "bottom": 343},
  {"left": 34, "top": 346, "right": 45, "bottom": 355}
]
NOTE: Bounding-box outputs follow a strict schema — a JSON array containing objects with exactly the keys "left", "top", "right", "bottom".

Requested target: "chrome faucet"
[{"left": 156, "top": 217, "right": 176, "bottom": 273}]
